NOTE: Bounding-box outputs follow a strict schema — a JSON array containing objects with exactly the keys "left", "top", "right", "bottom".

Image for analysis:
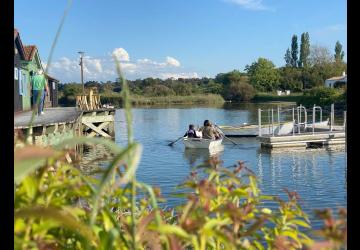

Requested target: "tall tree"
[
  {"left": 284, "top": 48, "right": 292, "bottom": 67},
  {"left": 299, "top": 32, "right": 310, "bottom": 67},
  {"left": 309, "top": 45, "right": 333, "bottom": 66},
  {"left": 334, "top": 41, "right": 345, "bottom": 63},
  {"left": 291, "top": 35, "right": 299, "bottom": 67}
]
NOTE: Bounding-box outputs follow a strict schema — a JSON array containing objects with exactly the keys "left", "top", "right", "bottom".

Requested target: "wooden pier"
[
  {"left": 14, "top": 93, "right": 116, "bottom": 147},
  {"left": 14, "top": 107, "right": 83, "bottom": 146}
]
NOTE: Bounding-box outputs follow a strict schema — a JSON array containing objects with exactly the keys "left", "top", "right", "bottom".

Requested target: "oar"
[
  {"left": 168, "top": 136, "right": 183, "bottom": 146},
  {"left": 214, "top": 125, "right": 238, "bottom": 145}
]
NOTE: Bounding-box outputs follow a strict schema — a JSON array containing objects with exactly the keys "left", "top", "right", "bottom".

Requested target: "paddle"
[
  {"left": 168, "top": 136, "right": 183, "bottom": 146},
  {"left": 214, "top": 125, "right": 238, "bottom": 145}
]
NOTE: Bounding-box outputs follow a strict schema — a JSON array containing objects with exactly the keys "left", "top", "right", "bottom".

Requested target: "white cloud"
[
  {"left": 47, "top": 50, "right": 200, "bottom": 82},
  {"left": 166, "top": 56, "right": 181, "bottom": 67},
  {"left": 159, "top": 72, "right": 199, "bottom": 80},
  {"left": 223, "top": 0, "right": 270, "bottom": 11},
  {"left": 112, "top": 48, "right": 130, "bottom": 61}
]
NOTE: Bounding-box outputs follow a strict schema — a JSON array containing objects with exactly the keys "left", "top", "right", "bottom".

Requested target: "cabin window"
[
  {"left": 14, "top": 67, "right": 18, "bottom": 80},
  {"left": 52, "top": 81, "right": 56, "bottom": 90},
  {"left": 20, "top": 73, "right": 27, "bottom": 96}
]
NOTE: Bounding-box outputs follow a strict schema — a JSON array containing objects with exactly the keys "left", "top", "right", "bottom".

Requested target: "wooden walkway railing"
[{"left": 76, "top": 88, "right": 101, "bottom": 111}]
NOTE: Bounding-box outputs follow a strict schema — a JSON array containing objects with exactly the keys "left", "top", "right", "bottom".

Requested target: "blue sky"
[{"left": 15, "top": 0, "right": 347, "bottom": 82}]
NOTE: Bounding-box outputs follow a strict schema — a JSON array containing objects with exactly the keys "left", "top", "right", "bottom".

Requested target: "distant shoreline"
[{"left": 59, "top": 91, "right": 345, "bottom": 108}]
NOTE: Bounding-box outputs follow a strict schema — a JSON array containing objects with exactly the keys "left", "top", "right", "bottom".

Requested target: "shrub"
[
  {"left": 172, "top": 82, "right": 193, "bottom": 96},
  {"left": 302, "top": 86, "right": 344, "bottom": 106},
  {"left": 228, "top": 82, "right": 256, "bottom": 101}
]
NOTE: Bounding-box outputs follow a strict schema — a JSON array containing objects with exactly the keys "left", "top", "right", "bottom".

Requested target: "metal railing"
[{"left": 257, "top": 103, "right": 346, "bottom": 137}]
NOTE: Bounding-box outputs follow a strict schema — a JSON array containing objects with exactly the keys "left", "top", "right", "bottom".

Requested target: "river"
[{"left": 82, "top": 102, "right": 347, "bottom": 231}]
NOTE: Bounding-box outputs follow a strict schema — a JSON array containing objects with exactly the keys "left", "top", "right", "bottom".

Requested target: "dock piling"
[{"left": 258, "top": 108, "right": 262, "bottom": 136}]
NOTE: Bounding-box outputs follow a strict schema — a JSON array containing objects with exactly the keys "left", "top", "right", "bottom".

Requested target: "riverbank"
[
  {"left": 254, "top": 90, "right": 346, "bottom": 108},
  {"left": 59, "top": 89, "right": 345, "bottom": 109},
  {"left": 100, "top": 93, "right": 225, "bottom": 106}
]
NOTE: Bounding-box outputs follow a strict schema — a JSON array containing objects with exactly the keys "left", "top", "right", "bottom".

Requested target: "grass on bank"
[{"left": 254, "top": 87, "right": 346, "bottom": 107}]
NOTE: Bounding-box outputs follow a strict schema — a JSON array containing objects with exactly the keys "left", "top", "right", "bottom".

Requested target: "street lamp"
[{"left": 78, "top": 51, "right": 85, "bottom": 94}]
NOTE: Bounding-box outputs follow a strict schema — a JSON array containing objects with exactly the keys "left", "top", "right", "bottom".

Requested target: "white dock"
[{"left": 258, "top": 131, "right": 345, "bottom": 149}]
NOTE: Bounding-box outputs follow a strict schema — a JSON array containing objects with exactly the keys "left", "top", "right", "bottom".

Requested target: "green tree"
[
  {"left": 291, "top": 35, "right": 299, "bottom": 67},
  {"left": 284, "top": 48, "right": 292, "bottom": 67},
  {"left": 205, "top": 80, "right": 223, "bottom": 94},
  {"left": 299, "top": 32, "right": 310, "bottom": 67},
  {"left": 245, "top": 58, "right": 281, "bottom": 92},
  {"left": 214, "top": 70, "right": 242, "bottom": 85},
  {"left": 334, "top": 41, "right": 345, "bottom": 63},
  {"left": 279, "top": 67, "right": 303, "bottom": 91}
]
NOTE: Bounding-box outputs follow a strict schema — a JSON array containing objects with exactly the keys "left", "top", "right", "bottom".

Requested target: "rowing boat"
[{"left": 183, "top": 137, "right": 223, "bottom": 149}]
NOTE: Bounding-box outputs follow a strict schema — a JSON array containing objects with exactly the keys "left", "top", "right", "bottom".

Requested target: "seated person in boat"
[
  {"left": 199, "top": 120, "right": 221, "bottom": 140},
  {"left": 184, "top": 124, "right": 200, "bottom": 138}
]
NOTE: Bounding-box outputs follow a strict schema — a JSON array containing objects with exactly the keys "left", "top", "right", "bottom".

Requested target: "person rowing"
[{"left": 199, "top": 120, "right": 221, "bottom": 140}]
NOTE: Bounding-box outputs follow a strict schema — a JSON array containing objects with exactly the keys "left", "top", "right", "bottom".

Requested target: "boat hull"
[{"left": 183, "top": 137, "right": 223, "bottom": 149}]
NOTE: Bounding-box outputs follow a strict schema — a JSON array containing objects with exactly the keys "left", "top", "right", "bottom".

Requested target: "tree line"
[{"left": 59, "top": 33, "right": 346, "bottom": 103}]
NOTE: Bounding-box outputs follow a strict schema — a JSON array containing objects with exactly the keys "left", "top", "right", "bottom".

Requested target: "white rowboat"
[{"left": 183, "top": 137, "right": 223, "bottom": 149}]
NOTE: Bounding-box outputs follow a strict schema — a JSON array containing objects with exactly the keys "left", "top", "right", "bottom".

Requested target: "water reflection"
[
  {"left": 77, "top": 144, "right": 113, "bottom": 175},
  {"left": 255, "top": 146, "right": 346, "bottom": 228},
  {"left": 183, "top": 145, "right": 224, "bottom": 167}
]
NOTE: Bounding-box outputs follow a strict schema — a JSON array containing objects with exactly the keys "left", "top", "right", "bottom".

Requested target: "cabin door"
[{"left": 14, "top": 67, "right": 22, "bottom": 112}]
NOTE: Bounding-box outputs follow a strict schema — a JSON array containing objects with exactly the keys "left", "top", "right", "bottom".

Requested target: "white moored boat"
[{"left": 183, "top": 137, "right": 223, "bottom": 149}]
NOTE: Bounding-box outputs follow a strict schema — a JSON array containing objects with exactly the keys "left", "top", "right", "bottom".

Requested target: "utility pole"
[{"left": 78, "top": 51, "right": 85, "bottom": 94}]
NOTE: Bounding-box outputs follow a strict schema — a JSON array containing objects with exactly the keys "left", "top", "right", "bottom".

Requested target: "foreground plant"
[{"left": 14, "top": 144, "right": 346, "bottom": 249}]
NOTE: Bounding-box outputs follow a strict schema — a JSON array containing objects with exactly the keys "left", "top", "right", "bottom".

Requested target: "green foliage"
[
  {"left": 215, "top": 70, "right": 243, "bottom": 86},
  {"left": 284, "top": 48, "right": 292, "bottom": 67},
  {"left": 245, "top": 58, "right": 281, "bottom": 92},
  {"left": 279, "top": 67, "right": 303, "bottom": 91},
  {"left": 334, "top": 41, "right": 345, "bottom": 63},
  {"left": 144, "top": 84, "right": 176, "bottom": 97},
  {"left": 14, "top": 146, "right": 347, "bottom": 249},
  {"left": 227, "top": 81, "right": 256, "bottom": 102},
  {"left": 291, "top": 35, "right": 299, "bottom": 67},
  {"left": 172, "top": 82, "right": 193, "bottom": 96},
  {"left": 205, "top": 80, "right": 223, "bottom": 95},
  {"left": 301, "top": 86, "right": 345, "bottom": 106},
  {"left": 299, "top": 32, "right": 310, "bottom": 68}
]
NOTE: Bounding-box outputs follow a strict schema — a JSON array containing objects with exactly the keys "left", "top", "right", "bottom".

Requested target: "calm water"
[{"left": 86, "top": 103, "right": 347, "bottom": 230}]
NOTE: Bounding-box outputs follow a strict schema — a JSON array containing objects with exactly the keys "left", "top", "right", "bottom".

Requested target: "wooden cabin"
[
  {"left": 14, "top": 29, "right": 26, "bottom": 112},
  {"left": 14, "top": 29, "right": 59, "bottom": 111}
]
